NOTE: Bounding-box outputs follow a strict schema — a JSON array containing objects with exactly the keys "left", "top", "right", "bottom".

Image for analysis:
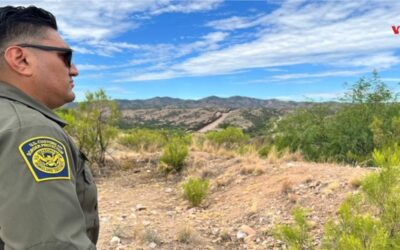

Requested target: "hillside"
[
  {"left": 65, "top": 96, "right": 340, "bottom": 132},
  {"left": 116, "top": 96, "right": 316, "bottom": 131},
  {"left": 96, "top": 149, "right": 372, "bottom": 249},
  {"left": 117, "top": 96, "right": 309, "bottom": 110}
]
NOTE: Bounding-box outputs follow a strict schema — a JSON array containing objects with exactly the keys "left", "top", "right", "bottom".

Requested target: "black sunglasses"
[{"left": 17, "top": 43, "right": 73, "bottom": 68}]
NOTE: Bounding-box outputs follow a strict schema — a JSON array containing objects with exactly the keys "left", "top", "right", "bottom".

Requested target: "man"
[{"left": 0, "top": 5, "right": 99, "bottom": 249}]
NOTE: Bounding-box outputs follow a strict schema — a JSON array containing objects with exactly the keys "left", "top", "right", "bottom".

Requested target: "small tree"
[{"left": 58, "top": 89, "right": 120, "bottom": 170}]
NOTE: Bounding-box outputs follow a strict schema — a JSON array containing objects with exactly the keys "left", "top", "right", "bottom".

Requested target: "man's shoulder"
[{"left": 0, "top": 98, "right": 57, "bottom": 131}]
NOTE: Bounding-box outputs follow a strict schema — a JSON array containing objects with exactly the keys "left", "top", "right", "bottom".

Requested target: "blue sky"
[{"left": 9, "top": 0, "right": 400, "bottom": 101}]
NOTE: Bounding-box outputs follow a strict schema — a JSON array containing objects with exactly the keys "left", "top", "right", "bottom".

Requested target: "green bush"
[
  {"left": 159, "top": 137, "right": 189, "bottom": 173},
  {"left": 119, "top": 128, "right": 191, "bottom": 153},
  {"left": 322, "top": 144, "right": 400, "bottom": 249},
  {"left": 274, "top": 207, "right": 314, "bottom": 250},
  {"left": 181, "top": 178, "right": 209, "bottom": 206},
  {"left": 206, "top": 127, "right": 250, "bottom": 150},
  {"left": 274, "top": 144, "right": 400, "bottom": 249},
  {"left": 322, "top": 195, "right": 388, "bottom": 249},
  {"left": 273, "top": 104, "right": 333, "bottom": 162},
  {"left": 119, "top": 128, "right": 167, "bottom": 152},
  {"left": 272, "top": 71, "right": 399, "bottom": 165}
]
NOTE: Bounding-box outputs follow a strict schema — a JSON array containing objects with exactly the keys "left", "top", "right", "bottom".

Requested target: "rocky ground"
[{"left": 95, "top": 150, "right": 373, "bottom": 250}]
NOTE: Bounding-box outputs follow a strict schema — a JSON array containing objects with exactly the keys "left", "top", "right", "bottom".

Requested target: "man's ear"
[{"left": 3, "top": 46, "right": 34, "bottom": 76}]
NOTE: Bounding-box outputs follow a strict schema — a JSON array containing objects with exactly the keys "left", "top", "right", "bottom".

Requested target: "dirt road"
[{"left": 197, "top": 111, "right": 232, "bottom": 132}]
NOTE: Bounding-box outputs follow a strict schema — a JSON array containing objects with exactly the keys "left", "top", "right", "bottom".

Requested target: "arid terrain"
[
  {"left": 95, "top": 148, "right": 373, "bottom": 250},
  {"left": 116, "top": 96, "right": 312, "bottom": 131}
]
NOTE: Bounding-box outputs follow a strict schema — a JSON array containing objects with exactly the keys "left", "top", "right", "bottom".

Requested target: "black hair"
[{"left": 0, "top": 6, "right": 58, "bottom": 50}]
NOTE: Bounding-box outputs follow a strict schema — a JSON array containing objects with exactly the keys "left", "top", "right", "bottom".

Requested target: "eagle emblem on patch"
[{"left": 19, "top": 137, "right": 70, "bottom": 182}]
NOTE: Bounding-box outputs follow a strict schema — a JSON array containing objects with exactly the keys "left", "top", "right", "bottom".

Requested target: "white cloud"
[
  {"left": 104, "top": 86, "right": 136, "bottom": 96},
  {"left": 76, "top": 64, "right": 121, "bottom": 71},
  {"left": 382, "top": 78, "right": 400, "bottom": 82},
  {"left": 206, "top": 15, "right": 264, "bottom": 31},
  {"left": 275, "top": 91, "right": 344, "bottom": 102},
  {"left": 302, "top": 91, "right": 344, "bottom": 100},
  {"left": 6, "top": 0, "right": 223, "bottom": 42},
  {"left": 272, "top": 70, "right": 369, "bottom": 80},
  {"left": 119, "top": 1, "right": 400, "bottom": 82},
  {"left": 149, "top": 0, "right": 223, "bottom": 15},
  {"left": 10, "top": 1, "right": 400, "bottom": 83}
]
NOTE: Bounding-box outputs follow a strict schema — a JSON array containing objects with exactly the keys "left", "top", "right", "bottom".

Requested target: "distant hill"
[
  {"left": 65, "top": 96, "right": 333, "bottom": 132},
  {"left": 116, "top": 96, "right": 309, "bottom": 110}
]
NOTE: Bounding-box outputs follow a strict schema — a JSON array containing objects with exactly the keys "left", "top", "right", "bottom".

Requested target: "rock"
[
  {"left": 165, "top": 188, "right": 173, "bottom": 193},
  {"left": 188, "top": 207, "right": 197, "bottom": 214},
  {"left": 143, "top": 220, "right": 151, "bottom": 226},
  {"left": 287, "top": 162, "right": 296, "bottom": 167},
  {"left": 149, "top": 242, "right": 157, "bottom": 248},
  {"left": 110, "top": 236, "right": 121, "bottom": 246},
  {"left": 211, "top": 227, "right": 219, "bottom": 235},
  {"left": 136, "top": 204, "right": 147, "bottom": 211},
  {"left": 166, "top": 211, "right": 175, "bottom": 216},
  {"left": 240, "top": 225, "right": 256, "bottom": 236},
  {"left": 236, "top": 230, "right": 247, "bottom": 240},
  {"left": 100, "top": 216, "right": 110, "bottom": 223}
]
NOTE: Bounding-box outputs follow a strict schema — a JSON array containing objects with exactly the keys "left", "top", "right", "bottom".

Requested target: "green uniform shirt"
[{"left": 0, "top": 82, "right": 99, "bottom": 249}]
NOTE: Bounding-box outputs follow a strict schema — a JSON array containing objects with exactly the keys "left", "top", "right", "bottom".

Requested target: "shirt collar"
[{"left": 0, "top": 81, "right": 67, "bottom": 127}]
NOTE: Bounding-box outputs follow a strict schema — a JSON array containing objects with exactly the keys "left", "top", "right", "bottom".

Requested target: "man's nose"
[{"left": 69, "top": 63, "right": 79, "bottom": 76}]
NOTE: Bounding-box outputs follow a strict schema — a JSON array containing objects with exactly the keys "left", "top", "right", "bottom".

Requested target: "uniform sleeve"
[{"left": 0, "top": 124, "right": 96, "bottom": 250}]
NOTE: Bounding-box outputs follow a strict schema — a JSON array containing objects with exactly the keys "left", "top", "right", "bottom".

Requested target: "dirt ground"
[{"left": 95, "top": 150, "right": 373, "bottom": 250}]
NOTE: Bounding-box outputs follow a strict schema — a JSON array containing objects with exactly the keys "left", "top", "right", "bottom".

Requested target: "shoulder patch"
[{"left": 19, "top": 136, "right": 71, "bottom": 182}]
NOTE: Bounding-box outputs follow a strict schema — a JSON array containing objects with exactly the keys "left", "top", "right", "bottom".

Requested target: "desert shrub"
[
  {"left": 159, "top": 137, "right": 189, "bottom": 173},
  {"left": 322, "top": 144, "right": 400, "bottom": 249},
  {"left": 258, "top": 142, "right": 272, "bottom": 158},
  {"left": 273, "top": 103, "right": 333, "bottom": 162},
  {"left": 322, "top": 196, "right": 388, "bottom": 250},
  {"left": 206, "top": 126, "right": 250, "bottom": 150},
  {"left": 181, "top": 178, "right": 209, "bottom": 206},
  {"left": 274, "top": 207, "right": 314, "bottom": 250},
  {"left": 272, "top": 71, "right": 399, "bottom": 165},
  {"left": 120, "top": 128, "right": 191, "bottom": 152},
  {"left": 57, "top": 89, "right": 120, "bottom": 169},
  {"left": 191, "top": 133, "right": 207, "bottom": 151},
  {"left": 141, "top": 228, "right": 162, "bottom": 245},
  {"left": 273, "top": 144, "right": 400, "bottom": 249},
  {"left": 177, "top": 225, "right": 198, "bottom": 244},
  {"left": 119, "top": 128, "right": 167, "bottom": 152}
]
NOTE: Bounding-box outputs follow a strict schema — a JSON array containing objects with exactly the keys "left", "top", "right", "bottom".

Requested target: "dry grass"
[
  {"left": 265, "top": 146, "right": 304, "bottom": 164},
  {"left": 281, "top": 179, "right": 294, "bottom": 195},
  {"left": 287, "top": 193, "right": 299, "bottom": 203},
  {"left": 176, "top": 225, "right": 199, "bottom": 244},
  {"left": 141, "top": 228, "right": 162, "bottom": 244},
  {"left": 219, "top": 228, "right": 232, "bottom": 242},
  {"left": 214, "top": 175, "right": 235, "bottom": 188},
  {"left": 238, "top": 151, "right": 266, "bottom": 175},
  {"left": 265, "top": 146, "right": 280, "bottom": 164},
  {"left": 280, "top": 148, "right": 304, "bottom": 162},
  {"left": 201, "top": 168, "right": 216, "bottom": 179},
  {"left": 322, "top": 181, "right": 340, "bottom": 195},
  {"left": 349, "top": 177, "right": 363, "bottom": 189}
]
